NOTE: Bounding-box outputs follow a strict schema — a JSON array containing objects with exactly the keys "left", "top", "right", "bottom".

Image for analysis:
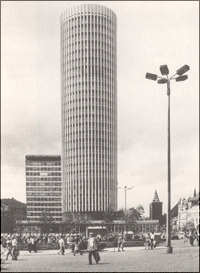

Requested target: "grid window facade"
[
  {"left": 25, "top": 156, "right": 62, "bottom": 223},
  {"left": 60, "top": 4, "right": 117, "bottom": 213}
]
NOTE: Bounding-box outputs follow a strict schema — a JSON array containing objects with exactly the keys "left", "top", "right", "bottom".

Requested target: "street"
[{"left": 1, "top": 240, "right": 199, "bottom": 272}]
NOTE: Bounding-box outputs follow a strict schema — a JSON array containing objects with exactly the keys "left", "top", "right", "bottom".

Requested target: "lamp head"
[
  {"left": 175, "top": 75, "right": 188, "bottom": 82},
  {"left": 145, "top": 73, "right": 157, "bottom": 81},
  {"left": 176, "top": 65, "right": 190, "bottom": 76},
  {"left": 157, "top": 78, "right": 168, "bottom": 84},
  {"left": 160, "top": 65, "right": 169, "bottom": 76}
]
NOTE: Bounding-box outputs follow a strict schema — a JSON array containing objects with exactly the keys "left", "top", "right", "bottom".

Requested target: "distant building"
[
  {"left": 149, "top": 190, "right": 162, "bottom": 224},
  {"left": 26, "top": 155, "right": 62, "bottom": 223},
  {"left": 136, "top": 219, "right": 159, "bottom": 234},
  {"left": 90, "top": 219, "right": 159, "bottom": 234},
  {"left": 178, "top": 189, "right": 199, "bottom": 230},
  {"left": 170, "top": 202, "right": 178, "bottom": 231}
]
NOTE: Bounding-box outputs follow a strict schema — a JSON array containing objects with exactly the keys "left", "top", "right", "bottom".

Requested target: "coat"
[{"left": 87, "top": 237, "right": 98, "bottom": 251}]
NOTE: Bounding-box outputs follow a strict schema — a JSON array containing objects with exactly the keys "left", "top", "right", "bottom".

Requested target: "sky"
[{"left": 1, "top": 1, "right": 199, "bottom": 217}]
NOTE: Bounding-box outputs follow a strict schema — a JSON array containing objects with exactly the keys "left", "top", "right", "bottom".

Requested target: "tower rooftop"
[{"left": 152, "top": 190, "right": 160, "bottom": 202}]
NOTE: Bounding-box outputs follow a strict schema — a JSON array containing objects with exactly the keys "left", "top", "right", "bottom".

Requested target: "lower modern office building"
[{"left": 26, "top": 155, "right": 62, "bottom": 223}]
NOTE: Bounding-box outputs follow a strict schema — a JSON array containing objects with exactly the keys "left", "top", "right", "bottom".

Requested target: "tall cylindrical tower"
[{"left": 60, "top": 4, "right": 117, "bottom": 215}]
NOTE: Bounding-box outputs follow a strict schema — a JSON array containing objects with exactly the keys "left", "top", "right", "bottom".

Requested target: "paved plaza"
[{"left": 1, "top": 240, "right": 199, "bottom": 272}]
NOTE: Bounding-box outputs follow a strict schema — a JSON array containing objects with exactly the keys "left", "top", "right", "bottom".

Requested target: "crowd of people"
[
  {"left": 1, "top": 229, "right": 199, "bottom": 265},
  {"left": 144, "top": 231, "right": 157, "bottom": 250},
  {"left": 1, "top": 235, "right": 19, "bottom": 261},
  {"left": 183, "top": 230, "right": 199, "bottom": 246},
  {"left": 0, "top": 232, "right": 102, "bottom": 265}
]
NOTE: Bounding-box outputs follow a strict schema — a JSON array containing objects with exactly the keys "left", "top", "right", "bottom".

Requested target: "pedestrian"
[
  {"left": 87, "top": 232, "right": 100, "bottom": 265},
  {"left": 31, "top": 235, "right": 36, "bottom": 252},
  {"left": 73, "top": 235, "right": 79, "bottom": 256},
  {"left": 78, "top": 235, "right": 83, "bottom": 255},
  {"left": 27, "top": 235, "right": 32, "bottom": 253},
  {"left": 113, "top": 235, "right": 118, "bottom": 252},
  {"left": 118, "top": 236, "right": 124, "bottom": 252},
  {"left": 145, "top": 233, "right": 151, "bottom": 250},
  {"left": 66, "top": 234, "right": 70, "bottom": 249},
  {"left": 195, "top": 230, "right": 199, "bottom": 246},
  {"left": 5, "top": 236, "right": 15, "bottom": 260},
  {"left": 183, "top": 231, "right": 189, "bottom": 246},
  {"left": 150, "top": 231, "right": 155, "bottom": 249},
  {"left": 189, "top": 231, "right": 195, "bottom": 246},
  {"left": 1, "top": 235, "right": 7, "bottom": 248},
  {"left": 58, "top": 236, "right": 65, "bottom": 255},
  {"left": 11, "top": 236, "right": 19, "bottom": 260},
  {"left": 70, "top": 233, "right": 75, "bottom": 253},
  {"left": 33, "top": 236, "right": 38, "bottom": 252}
]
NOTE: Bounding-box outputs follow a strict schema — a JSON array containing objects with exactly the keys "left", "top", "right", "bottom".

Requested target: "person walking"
[
  {"left": 87, "top": 232, "right": 100, "bottom": 265},
  {"left": 73, "top": 234, "right": 83, "bottom": 256},
  {"left": 189, "top": 231, "right": 195, "bottom": 246},
  {"left": 27, "top": 235, "right": 32, "bottom": 253},
  {"left": 78, "top": 235, "right": 83, "bottom": 255},
  {"left": 66, "top": 234, "right": 70, "bottom": 249},
  {"left": 58, "top": 235, "right": 65, "bottom": 255},
  {"left": 118, "top": 236, "right": 124, "bottom": 252},
  {"left": 150, "top": 231, "right": 155, "bottom": 250},
  {"left": 33, "top": 236, "right": 38, "bottom": 252},
  {"left": 31, "top": 235, "right": 37, "bottom": 252},
  {"left": 113, "top": 235, "right": 118, "bottom": 252},
  {"left": 73, "top": 235, "right": 79, "bottom": 256},
  {"left": 145, "top": 233, "right": 151, "bottom": 250},
  {"left": 195, "top": 230, "right": 199, "bottom": 246},
  {"left": 11, "top": 236, "right": 18, "bottom": 260},
  {"left": 5, "top": 236, "right": 15, "bottom": 260},
  {"left": 71, "top": 233, "right": 75, "bottom": 253}
]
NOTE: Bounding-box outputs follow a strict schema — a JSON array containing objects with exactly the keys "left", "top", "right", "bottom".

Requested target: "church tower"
[{"left": 149, "top": 190, "right": 162, "bottom": 224}]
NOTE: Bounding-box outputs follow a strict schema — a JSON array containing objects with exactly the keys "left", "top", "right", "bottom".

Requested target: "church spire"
[
  {"left": 153, "top": 190, "right": 160, "bottom": 202},
  {"left": 194, "top": 188, "right": 196, "bottom": 197}
]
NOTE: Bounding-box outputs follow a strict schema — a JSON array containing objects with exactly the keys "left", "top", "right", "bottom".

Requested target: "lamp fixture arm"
[{"left": 170, "top": 73, "right": 177, "bottom": 80}]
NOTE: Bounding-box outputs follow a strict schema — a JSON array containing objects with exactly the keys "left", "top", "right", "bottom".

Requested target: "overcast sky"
[{"left": 1, "top": 1, "right": 199, "bottom": 216}]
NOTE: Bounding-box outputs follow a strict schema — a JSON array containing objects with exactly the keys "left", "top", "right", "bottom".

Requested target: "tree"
[
  {"left": 135, "top": 205, "right": 145, "bottom": 219},
  {"left": 39, "top": 209, "right": 55, "bottom": 234},
  {"left": 122, "top": 206, "right": 145, "bottom": 233},
  {"left": 73, "top": 212, "right": 88, "bottom": 234},
  {"left": 1, "top": 205, "right": 15, "bottom": 233},
  {"left": 62, "top": 212, "right": 74, "bottom": 233},
  {"left": 160, "top": 213, "right": 167, "bottom": 227},
  {"left": 102, "top": 206, "right": 115, "bottom": 233},
  {"left": 126, "top": 208, "right": 140, "bottom": 232},
  {"left": 116, "top": 209, "right": 125, "bottom": 219},
  {"left": 14, "top": 211, "right": 25, "bottom": 241}
]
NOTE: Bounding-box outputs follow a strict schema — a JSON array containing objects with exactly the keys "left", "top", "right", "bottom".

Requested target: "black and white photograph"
[{"left": 1, "top": 1, "right": 199, "bottom": 272}]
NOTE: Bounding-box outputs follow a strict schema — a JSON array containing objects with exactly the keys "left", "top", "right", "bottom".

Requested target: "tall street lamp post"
[
  {"left": 117, "top": 185, "right": 134, "bottom": 212},
  {"left": 145, "top": 64, "right": 190, "bottom": 254},
  {"left": 117, "top": 185, "right": 134, "bottom": 235}
]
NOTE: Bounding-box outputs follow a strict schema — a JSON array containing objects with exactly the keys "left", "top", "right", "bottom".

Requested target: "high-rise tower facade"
[{"left": 60, "top": 4, "right": 117, "bottom": 214}]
